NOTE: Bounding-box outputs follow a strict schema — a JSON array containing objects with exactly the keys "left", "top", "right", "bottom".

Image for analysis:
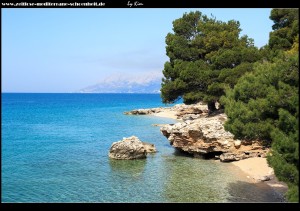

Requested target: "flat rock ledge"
[
  {"left": 124, "top": 103, "right": 269, "bottom": 162},
  {"left": 109, "top": 136, "right": 156, "bottom": 160}
]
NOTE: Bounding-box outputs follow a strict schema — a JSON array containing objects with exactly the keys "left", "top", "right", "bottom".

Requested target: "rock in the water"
[
  {"left": 109, "top": 136, "right": 156, "bottom": 160},
  {"left": 143, "top": 142, "right": 157, "bottom": 153}
]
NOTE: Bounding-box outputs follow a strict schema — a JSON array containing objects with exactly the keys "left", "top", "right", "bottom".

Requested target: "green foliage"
[
  {"left": 222, "top": 53, "right": 298, "bottom": 138},
  {"left": 218, "top": 62, "right": 254, "bottom": 88},
  {"left": 222, "top": 51, "right": 299, "bottom": 202},
  {"left": 267, "top": 106, "right": 299, "bottom": 202},
  {"left": 270, "top": 9, "right": 299, "bottom": 31},
  {"left": 222, "top": 9, "right": 299, "bottom": 202},
  {"left": 267, "top": 128, "right": 299, "bottom": 202},
  {"left": 269, "top": 9, "right": 299, "bottom": 51},
  {"left": 161, "top": 78, "right": 187, "bottom": 103},
  {"left": 161, "top": 11, "right": 261, "bottom": 110}
]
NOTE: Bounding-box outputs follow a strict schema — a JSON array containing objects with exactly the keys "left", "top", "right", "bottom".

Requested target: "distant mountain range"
[{"left": 78, "top": 72, "right": 162, "bottom": 93}]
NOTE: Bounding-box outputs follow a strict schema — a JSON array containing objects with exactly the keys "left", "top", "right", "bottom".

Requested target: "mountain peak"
[{"left": 78, "top": 72, "right": 162, "bottom": 93}]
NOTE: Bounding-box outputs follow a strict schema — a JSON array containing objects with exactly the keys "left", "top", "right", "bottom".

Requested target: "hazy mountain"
[{"left": 78, "top": 72, "right": 162, "bottom": 93}]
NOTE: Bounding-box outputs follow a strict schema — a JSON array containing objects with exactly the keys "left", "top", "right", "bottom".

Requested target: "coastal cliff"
[{"left": 125, "top": 103, "right": 269, "bottom": 162}]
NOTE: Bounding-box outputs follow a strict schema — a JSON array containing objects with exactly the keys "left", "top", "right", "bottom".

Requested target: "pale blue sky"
[{"left": 2, "top": 8, "right": 273, "bottom": 93}]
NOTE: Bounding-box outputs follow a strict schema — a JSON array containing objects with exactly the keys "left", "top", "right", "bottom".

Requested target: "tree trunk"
[{"left": 208, "top": 101, "right": 216, "bottom": 114}]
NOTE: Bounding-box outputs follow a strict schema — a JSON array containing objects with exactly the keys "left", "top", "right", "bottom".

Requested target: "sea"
[{"left": 1, "top": 93, "right": 285, "bottom": 202}]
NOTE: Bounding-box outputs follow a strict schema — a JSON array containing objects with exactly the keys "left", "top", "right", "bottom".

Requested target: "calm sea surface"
[{"left": 1, "top": 93, "right": 284, "bottom": 202}]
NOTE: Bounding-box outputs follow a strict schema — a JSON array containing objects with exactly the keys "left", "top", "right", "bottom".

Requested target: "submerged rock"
[{"left": 109, "top": 136, "right": 156, "bottom": 160}]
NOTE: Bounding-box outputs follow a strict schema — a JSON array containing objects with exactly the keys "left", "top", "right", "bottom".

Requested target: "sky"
[{"left": 2, "top": 8, "right": 273, "bottom": 93}]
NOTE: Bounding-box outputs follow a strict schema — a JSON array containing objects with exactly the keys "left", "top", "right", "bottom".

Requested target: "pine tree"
[{"left": 161, "top": 11, "right": 261, "bottom": 112}]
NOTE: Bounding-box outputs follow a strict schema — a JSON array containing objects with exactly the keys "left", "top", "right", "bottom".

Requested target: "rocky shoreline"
[
  {"left": 124, "top": 102, "right": 288, "bottom": 199},
  {"left": 125, "top": 102, "right": 269, "bottom": 162}
]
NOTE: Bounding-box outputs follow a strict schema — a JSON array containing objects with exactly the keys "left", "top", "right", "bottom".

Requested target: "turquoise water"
[{"left": 1, "top": 93, "right": 284, "bottom": 202}]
